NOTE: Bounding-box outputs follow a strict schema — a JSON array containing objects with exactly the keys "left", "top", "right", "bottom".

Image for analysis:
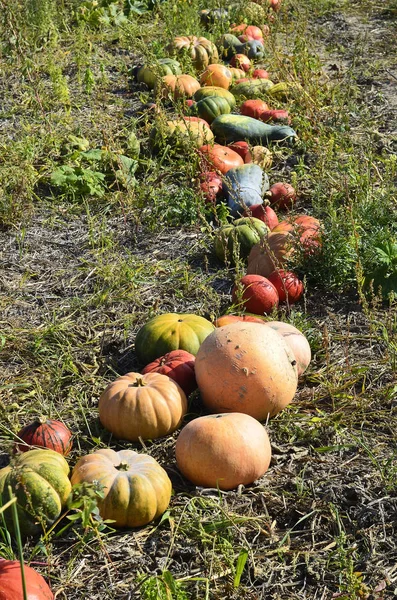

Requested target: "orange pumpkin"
[
  {"left": 200, "top": 64, "right": 233, "bottom": 89},
  {"left": 195, "top": 322, "right": 298, "bottom": 420},
  {"left": 157, "top": 74, "right": 200, "bottom": 99},
  {"left": 265, "top": 321, "right": 311, "bottom": 375},
  {"left": 175, "top": 413, "right": 272, "bottom": 490},
  {"left": 99, "top": 372, "right": 187, "bottom": 441},
  {"left": 267, "top": 269, "right": 304, "bottom": 304},
  {"left": 247, "top": 231, "right": 294, "bottom": 277},
  {"left": 214, "top": 314, "right": 266, "bottom": 327},
  {"left": 240, "top": 99, "right": 270, "bottom": 119},
  {"left": 232, "top": 274, "right": 279, "bottom": 315},
  {"left": 228, "top": 141, "right": 252, "bottom": 163},
  {"left": 245, "top": 25, "right": 265, "bottom": 41},
  {"left": 199, "top": 143, "right": 244, "bottom": 174}
]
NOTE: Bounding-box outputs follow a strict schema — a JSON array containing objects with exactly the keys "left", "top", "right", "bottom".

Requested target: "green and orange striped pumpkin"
[{"left": 15, "top": 418, "right": 73, "bottom": 456}]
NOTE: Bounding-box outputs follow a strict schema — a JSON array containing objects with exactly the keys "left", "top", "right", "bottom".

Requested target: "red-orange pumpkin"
[
  {"left": 195, "top": 322, "right": 298, "bottom": 420},
  {"left": 199, "top": 143, "right": 244, "bottom": 174},
  {"left": 252, "top": 69, "right": 270, "bottom": 79},
  {"left": 267, "top": 182, "right": 296, "bottom": 210},
  {"left": 240, "top": 99, "right": 269, "bottom": 120},
  {"left": 243, "top": 204, "right": 279, "bottom": 230},
  {"left": 267, "top": 270, "right": 304, "bottom": 304},
  {"left": 214, "top": 314, "right": 266, "bottom": 327},
  {"left": 245, "top": 25, "right": 265, "bottom": 41},
  {"left": 200, "top": 64, "right": 233, "bottom": 89},
  {"left": 142, "top": 350, "right": 197, "bottom": 396},
  {"left": 259, "top": 110, "right": 291, "bottom": 124},
  {"left": 229, "top": 54, "right": 252, "bottom": 72},
  {"left": 228, "top": 141, "right": 252, "bottom": 163},
  {"left": 15, "top": 418, "right": 73, "bottom": 456},
  {"left": 265, "top": 321, "right": 311, "bottom": 375},
  {"left": 199, "top": 171, "right": 223, "bottom": 203},
  {"left": 0, "top": 559, "right": 54, "bottom": 600},
  {"left": 232, "top": 274, "right": 279, "bottom": 315},
  {"left": 175, "top": 412, "right": 272, "bottom": 490}
]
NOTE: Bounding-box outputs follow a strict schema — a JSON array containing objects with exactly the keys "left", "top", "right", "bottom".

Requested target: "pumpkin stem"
[
  {"left": 37, "top": 416, "right": 48, "bottom": 425},
  {"left": 130, "top": 378, "right": 146, "bottom": 387},
  {"left": 116, "top": 462, "right": 129, "bottom": 471}
]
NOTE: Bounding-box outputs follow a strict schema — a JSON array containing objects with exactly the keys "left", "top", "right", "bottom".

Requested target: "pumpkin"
[
  {"left": 252, "top": 69, "right": 270, "bottom": 79},
  {"left": 231, "top": 78, "right": 274, "bottom": 99},
  {"left": 135, "top": 58, "right": 181, "bottom": 89},
  {"left": 169, "top": 36, "right": 219, "bottom": 71},
  {"left": 135, "top": 313, "right": 215, "bottom": 364},
  {"left": 175, "top": 413, "right": 271, "bottom": 490},
  {"left": 266, "top": 182, "right": 297, "bottom": 209},
  {"left": 15, "top": 418, "right": 72, "bottom": 456},
  {"left": 199, "top": 144, "right": 244, "bottom": 174},
  {"left": 240, "top": 99, "right": 269, "bottom": 120},
  {"left": 214, "top": 314, "right": 266, "bottom": 327},
  {"left": 222, "top": 163, "right": 269, "bottom": 216},
  {"left": 247, "top": 231, "right": 294, "bottom": 277},
  {"left": 245, "top": 25, "right": 265, "bottom": 41},
  {"left": 193, "top": 96, "right": 232, "bottom": 124},
  {"left": 230, "top": 24, "right": 248, "bottom": 35},
  {"left": 71, "top": 449, "right": 171, "bottom": 528},
  {"left": 99, "top": 372, "right": 187, "bottom": 441},
  {"left": 273, "top": 215, "right": 322, "bottom": 254},
  {"left": 251, "top": 145, "right": 273, "bottom": 169},
  {"left": 232, "top": 274, "right": 279, "bottom": 314},
  {"left": 211, "top": 114, "right": 297, "bottom": 146},
  {"left": 243, "top": 204, "right": 279, "bottom": 230},
  {"left": 0, "top": 449, "right": 71, "bottom": 537},
  {"left": 194, "top": 86, "right": 236, "bottom": 109},
  {"left": 259, "top": 109, "right": 291, "bottom": 124},
  {"left": 199, "top": 171, "right": 223, "bottom": 203},
  {"left": 216, "top": 35, "right": 264, "bottom": 60},
  {"left": 156, "top": 74, "right": 200, "bottom": 100},
  {"left": 195, "top": 322, "right": 298, "bottom": 420},
  {"left": 265, "top": 321, "right": 311, "bottom": 375},
  {"left": 228, "top": 141, "right": 252, "bottom": 163},
  {"left": 229, "top": 67, "right": 246, "bottom": 81},
  {"left": 200, "top": 64, "right": 233, "bottom": 89},
  {"left": 214, "top": 217, "right": 268, "bottom": 263},
  {"left": 152, "top": 119, "right": 214, "bottom": 150},
  {"left": 267, "top": 270, "right": 304, "bottom": 304},
  {"left": 0, "top": 559, "right": 54, "bottom": 600},
  {"left": 142, "top": 350, "right": 196, "bottom": 396},
  {"left": 229, "top": 54, "right": 252, "bottom": 72}
]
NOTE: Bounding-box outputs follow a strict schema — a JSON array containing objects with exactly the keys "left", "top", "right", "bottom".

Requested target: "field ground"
[{"left": 1, "top": 0, "right": 397, "bottom": 598}]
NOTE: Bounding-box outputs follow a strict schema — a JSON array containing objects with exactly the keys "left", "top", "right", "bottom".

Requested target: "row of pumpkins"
[{"left": 0, "top": 3, "right": 319, "bottom": 598}]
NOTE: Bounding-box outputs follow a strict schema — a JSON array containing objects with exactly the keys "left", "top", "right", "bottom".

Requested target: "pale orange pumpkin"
[
  {"left": 265, "top": 321, "right": 311, "bottom": 375},
  {"left": 200, "top": 64, "right": 233, "bottom": 89},
  {"left": 169, "top": 36, "right": 219, "bottom": 70},
  {"left": 247, "top": 231, "right": 294, "bottom": 277},
  {"left": 156, "top": 74, "right": 200, "bottom": 100},
  {"left": 195, "top": 322, "right": 298, "bottom": 421},
  {"left": 175, "top": 413, "right": 271, "bottom": 490},
  {"left": 71, "top": 449, "right": 172, "bottom": 528},
  {"left": 99, "top": 372, "right": 187, "bottom": 441}
]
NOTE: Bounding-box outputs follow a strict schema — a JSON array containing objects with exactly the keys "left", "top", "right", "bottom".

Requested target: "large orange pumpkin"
[
  {"left": 265, "top": 321, "right": 311, "bottom": 376},
  {"left": 247, "top": 231, "right": 294, "bottom": 277},
  {"left": 195, "top": 322, "right": 298, "bottom": 420},
  {"left": 200, "top": 64, "right": 233, "bottom": 89},
  {"left": 156, "top": 74, "right": 200, "bottom": 99},
  {"left": 199, "top": 143, "right": 244, "bottom": 174},
  {"left": 99, "top": 372, "right": 187, "bottom": 441},
  {"left": 175, "top": 413, "right": 271, "bottom": 490},
  {"left": 71, "top": 449, "right": 172, "bottom": 528}
]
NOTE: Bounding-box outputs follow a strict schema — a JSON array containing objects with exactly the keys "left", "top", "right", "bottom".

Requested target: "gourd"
[
  {"left": 0, "top": 559, "right": 54, "bottom": 600},
  {"left": 15, "top": 418, "right": 72, "bottom": 456},
  {"left": 231, "top": 78, "right": 274, "bottom": 99},
  {"left": 193, "top": 97, "right": 232, "bottom": 124},
  {"left": 211, "top": 114, "right": 297, "bottom": 146},
  {"left": 195, "top": 322, "right": 298, "bottom": 421},
  {"left": 0, "top": 449, "right": 71, "bottom": 537},
  {"left": 175, "top": 413, "right": 272, "bottom": 490},
  {"left": 135, "top": 313, "right": 215, "bottom": 364},
  {"left": 193, "top": 86, "right": 236, "bottom": 109},
  {"left": 150, "top": 119, "right": 214, "bottom": 150},
  {"left": 222, "top": 163, "right": 269, "bottom": 216},
  {"left": 214, "top": 217, "right": 269, "bottom": 263},
  {"left": 99, "top": 372, "right": 187, "bottom": 441},
  {"left": 216, "top": 35, "right": 264, "bottom": 60},
  {"left": 71, "top": 449, "right": 172, "bottom": 528}
]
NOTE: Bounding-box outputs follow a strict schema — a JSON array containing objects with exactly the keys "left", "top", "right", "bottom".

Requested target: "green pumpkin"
[
  {"left": 0, "top": 449, "right": 71, "bottom": 537},
  {"left": 231, "top": 78, "right": 274, "bottom": 99},
  {"left": 194, "top": 96, "right": 232, "bottom": 124},
  {"left": 211, "top": 114, "right": 298, "bottom": 146},
  {"left": 135, "top": 313, "right": 215, "bottom": 364},
  {"left": 136, "top": 59, "right": 182, "bottom": 89},
  {"left": 214, "top": 217, "right": 269, "bottom": 264},
  {"left": 193, "top": 86, "right": 236, "bottom": 109}
]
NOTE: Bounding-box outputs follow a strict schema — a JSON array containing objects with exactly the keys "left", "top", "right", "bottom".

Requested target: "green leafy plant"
[{"left": 364, "top": 240, "right": 397, "bottom": 300}]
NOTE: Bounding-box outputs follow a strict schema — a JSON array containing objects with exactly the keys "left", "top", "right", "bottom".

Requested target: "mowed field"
[{"left": 0, "top": 0, "right": 397, "bottom": 598}]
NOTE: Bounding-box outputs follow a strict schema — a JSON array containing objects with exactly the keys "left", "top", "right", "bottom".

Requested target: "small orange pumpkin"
[
  {"left": 200, "top": 64, "right": 233, "bottom": 89},
  {"left": 157, "top": 74, "right": 200, "bottom": 99},
  {"left": 199, "top": 143, "right": 244, "bottom": 174}
]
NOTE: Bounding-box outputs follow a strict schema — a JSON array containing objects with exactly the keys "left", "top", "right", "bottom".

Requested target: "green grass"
[{"left": 0, "top": 0, "right": 397, "bottom": 597}]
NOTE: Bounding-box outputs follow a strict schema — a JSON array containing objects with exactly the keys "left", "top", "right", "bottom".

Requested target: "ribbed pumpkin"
[
  {"left": 200, "top": 64, "right": 233, "bottom": 89},
  {"left": 142, "top": 350, "right": 196, "bottom": 396},
  {"left": 156, "top": 74, "right": 200, "bottom": 100},
  {"left": 265, "top": 321, "right": 311, "bottom": 376},
  {"left": 229, "top": 67, "right": 246, "bottom": 81},
  {"left": 169, "top": 36, "right": 219, "bottom": 70},
  {"left": 175, "top": 413, "right": 271, "bottom": 490},
  {"left": 193, "top": 86, "right": 236, "bottom": 109},
  {"left": 195, "top": 322, "right": 298, "bottom": 421},
  {"left": 247, "top": 231, "right": 294, "bottom": 277},
  {"left": 135, "top": 313, "right": 215, "bottom": 364},
  {"left": 194, "top": 97, "right": 232, "bottom": 124},
  {"left": 15, "top": 418, "right": 72, "bottom": 456},
  {"left": 0, "top": 559, "right": 54, "bottom": 600},
  {"left": 99, "top": 372, "right": 187, "bottom": 441},
  {"left": 0, "top": 449, "right": 71, "bottom": 537},
  {"left": 240, "top": 99, "right": 270, "bottom": 119},
  {"left": 267, "top": 270, "right": 304, "bottom": 304},
  {"left": 71, "top": 449, "right": 172, "bottom": 528}
]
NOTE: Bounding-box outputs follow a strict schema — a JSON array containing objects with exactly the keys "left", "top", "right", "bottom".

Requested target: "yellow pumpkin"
[
  {"left": 99, "top": 372, "right": 188, "bottom": 441},
  {"left": 71, "top": 449, "right": 172, "bottom": 528}
]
